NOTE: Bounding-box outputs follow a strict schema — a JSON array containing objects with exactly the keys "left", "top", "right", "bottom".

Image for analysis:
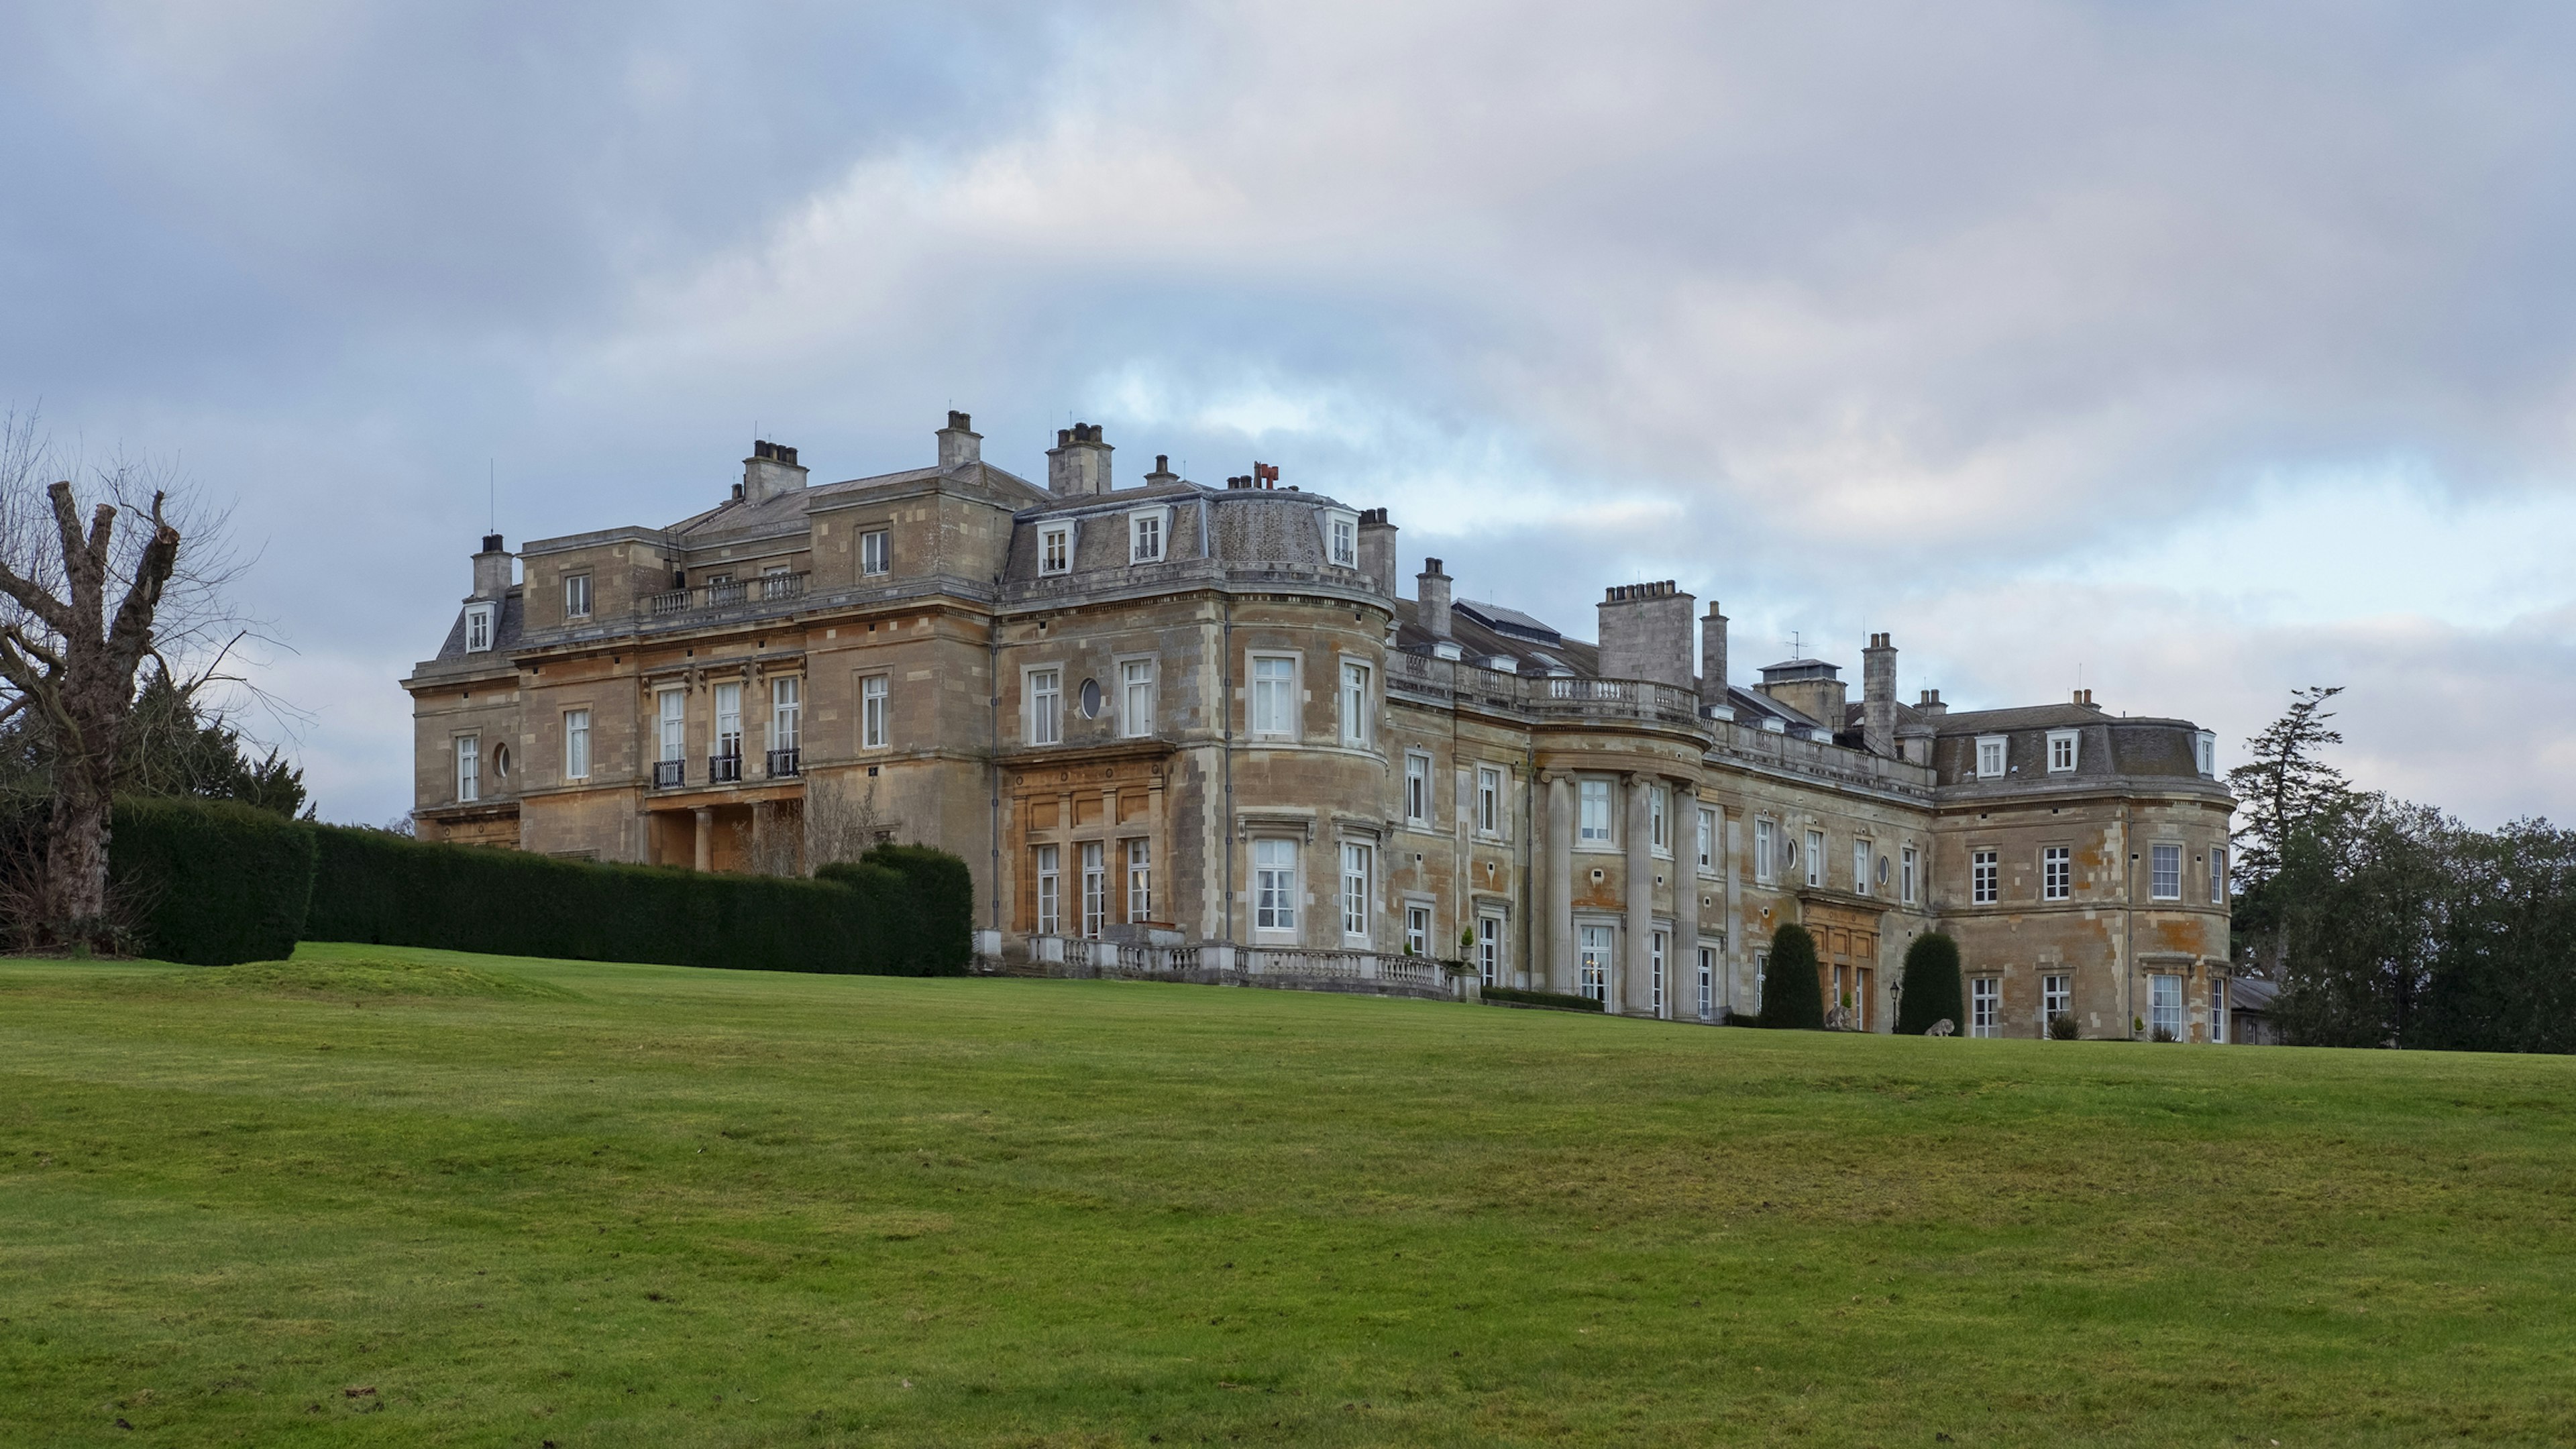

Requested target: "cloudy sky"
[{"left": 5, "top": 2, "right": 2573, "bottom": 826}]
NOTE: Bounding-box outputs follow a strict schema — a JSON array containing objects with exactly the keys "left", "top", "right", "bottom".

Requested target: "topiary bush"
[
  {"left": 1756, "top": 922, "right": 1825, "bottom": 1030},
  {"left": 108, "top": 796, "right": 317, "bottom": 965},
  {"left": 1894, "top": 931, "right": 1966, "bottom": 1036},
  {"left": 854, "top": 842, "right": 974, "bottom": 975}
]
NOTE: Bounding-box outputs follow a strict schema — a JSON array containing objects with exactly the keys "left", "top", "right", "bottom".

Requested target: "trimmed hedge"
[
  {"left": 1483, "top": 985, "right": 1605, "bottom": 1012},
  {"left": 1756, "top": 922, "right": 1825, "bottom": 1030},
  {"left": 1894, "top": 931, "right": 1966, "bottom": 1036},
  {"left": 109, "top": 796, "right": 316, "bottom": 965}
]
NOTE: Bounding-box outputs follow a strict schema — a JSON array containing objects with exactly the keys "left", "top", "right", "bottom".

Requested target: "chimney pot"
[
  {"left": 1416, "top": 558, "right": 1454, "bottom": 639},
  {"left": 1701, "top": 602, "right": 1729, "bottom": 697}
]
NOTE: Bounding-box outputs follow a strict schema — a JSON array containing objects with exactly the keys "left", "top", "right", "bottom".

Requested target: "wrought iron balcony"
[
  {"left": 651, "top": 759, "right": 686, "bottom": 789},
  {"left": 709, "top": 751, "right": 744, "bottom": 784},
  {"left": 765, "top": 747, "right": 801, "bottom": 778}
]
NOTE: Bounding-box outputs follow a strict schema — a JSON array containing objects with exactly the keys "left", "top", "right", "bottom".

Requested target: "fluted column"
[
  {"left": 1671, "top": 777, "right": 1700, "bottom": 1020},
  {"left": 1623, "top": 773, "right": 1654, "bottom": 1017},
  {"left": 1546, "top": 770, "right": 1573, "bottom": 994}
]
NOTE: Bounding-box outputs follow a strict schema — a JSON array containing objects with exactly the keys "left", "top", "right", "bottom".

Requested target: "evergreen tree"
[
  {"left": 1756, "top": 922, "right": 1825, "bottom": 1030},
  {"left": 2226, "top": 686, "right": 2354, "bottom": 976},
  {"left": 0, "top": 666, "right": 305, "bottom": 822},
  {"left": 1894, "top": 931, "right": 1964, "bottom": 1035}
]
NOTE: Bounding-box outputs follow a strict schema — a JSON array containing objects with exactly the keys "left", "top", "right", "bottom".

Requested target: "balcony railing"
[
  {"left": 1385, "top": 652, "right": 1704, "bottom": 729},
  {"left": 647, "top": 571, "right": 808, "bottom": 618},
  {"left": 652, "top": 759, "right": 686, "bottom": 789},
  {"left": 765, "top": 747, "right": 801, "bottom": 778},
  {"left": 709, "top": 751, "right": 743, "bottom": 784}
]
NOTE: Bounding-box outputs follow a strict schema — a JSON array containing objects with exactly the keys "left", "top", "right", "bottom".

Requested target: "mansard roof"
[{"left": 1389, "top": 599, "right": 1600, "bottom": 678}]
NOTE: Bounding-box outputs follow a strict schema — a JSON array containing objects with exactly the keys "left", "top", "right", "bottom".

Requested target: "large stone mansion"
[{"left": 405, "top": 413, "right": 2238, "bottom": 1040}]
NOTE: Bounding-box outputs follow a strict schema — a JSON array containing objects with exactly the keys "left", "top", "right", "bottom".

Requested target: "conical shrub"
[
  {"left": 1894, "top": 931, "right": 1966, "bottom": 1036},
  {"left": 1756, "top": 922, "right": 1825, "bottom": 1030}
]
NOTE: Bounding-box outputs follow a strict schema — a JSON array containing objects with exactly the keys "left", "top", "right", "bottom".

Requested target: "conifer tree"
[
  {"left": 1756, "top": 922, "right": 1824, "bottom": 1030},
  {"left": 1894, "top": 931, "right": 1964, "bottom": 1035}
]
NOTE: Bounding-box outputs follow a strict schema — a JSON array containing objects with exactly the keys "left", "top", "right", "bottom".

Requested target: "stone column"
[
  {"left": 1672, "top": 777, "right": 1700, "bottom": 1020},
  {"left": 1623, "top": 773, "right": 1654, "bottom": 1017},
  {"left": 692, "top": 807, "right": 714, "bottom": 873},
  {"left": 1546, "top": 770, "right": 1573, "bottom": 994}
]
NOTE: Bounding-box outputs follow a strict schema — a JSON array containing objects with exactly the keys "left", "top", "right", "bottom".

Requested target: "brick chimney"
[
  {"left": 1862, "top": 633, "right": 1898, "bottom": 757},
  {"left": 471, "top": 533, "right": 512, "bottom": 600},
  {"left": 1417, "top": 557, "right": 1453, "bottom": 638},
  {"left": 1358, "top": 508, "right": 1397, "bottom": 597},
  {"left": 1597, "top": 580, "right": 1696, "bottom": 690},
  {"left": 743, "top": 439, "right": 808, "bottom": 504},
  {"left": 936, "top": 411, "right": 981, "bottom": 471},
  {"left": 1045, "top": 422, "right": 1113, "bottom": 496},
  {"left": 1701, "top": 601, "right": 1729, "bottom": 700}
]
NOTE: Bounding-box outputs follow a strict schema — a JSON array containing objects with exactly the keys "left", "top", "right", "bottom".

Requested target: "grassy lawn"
[{"left": 4, "top": 944, "right": 2574, "bottom": 1446}]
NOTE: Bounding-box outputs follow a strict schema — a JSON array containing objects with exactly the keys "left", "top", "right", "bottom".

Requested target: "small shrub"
[
  {"left": 1756, "top": 923, "right": 1825, "bottom": 1030},
  {"left": 1893, "top": 932, "right": 1965, "bottom": 1036},
  {"left": 2047, "top": 1012, "right": 2080, "bottom": 1040},
  {"left": 1483, "top": 985, "right": 1604, "bottom": 1012},
  {"left": 2151, "top": 1024, "right": 2178, "bottom": 1042}
]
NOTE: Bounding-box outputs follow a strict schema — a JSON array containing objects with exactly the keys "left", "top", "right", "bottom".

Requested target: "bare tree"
[
  {"left": 0, "top": 411, "right": 251, "bottom": 946},
  {"left": 804, "top": 773, "right": 885, "bottom": 873}
]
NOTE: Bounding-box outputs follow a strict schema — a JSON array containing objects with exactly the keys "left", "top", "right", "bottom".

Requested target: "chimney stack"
[
  {"left": 1862, "top": 632, "right": 1898, "bottom": 757},
  {"left": 1417, "top": 557, "right": 1454, "bottom": 638},
  {"left": 1357, "top": 508, "right": 1397, "bottom": 597},
  {"left": 1144, "top": 453, "right": 1179, "bottom": 487},
  {"left": 1045, "top": 422, "right": 1114, "bottom": 495},
  {"left": 743, "top": 439, "right": 808, "bottom": 504},
  {"left": 1917, "top": 688, "right": 1947, "bottom": 717},
  {"left": 472, "top": 533, "right": 513, "bottom": 600},
  {"left": 1701, "top": 602, "right": 1729, "bottom": 700},
  {"left": 1597, "top": 580, "right": 1697, "bottom": 691},
  {"left": 2073, "top": 688, "right": 2096, "bottom": 708},
  {"left": 936, "top": 411, "right": 981, "bottom": 471}
]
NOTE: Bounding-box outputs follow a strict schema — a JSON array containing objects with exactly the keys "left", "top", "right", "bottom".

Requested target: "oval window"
[
  {"left": 492, "top": 743, "right": 512, "bottom": 780},
  {"left": 1079, "top": 678, "right": 1103, "bottom": 718}
]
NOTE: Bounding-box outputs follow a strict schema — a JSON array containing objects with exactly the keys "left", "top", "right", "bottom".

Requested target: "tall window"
[
  {"left": 2047, "top": 730, "right": 2079, "bottom": 773},
  {"left": 1254, "top": 839, "right": 1297, "bottom": 930},
  {"left": 1081, "top": 842, "right": 1107, "bottom": 938},
  {"left": 565, "top": 573, "right": 591, "bottom": 619},
  {"left": 2196, "top": 731, "right": 2218, "bottom": 777},
  {"left": 713, "top": 682, "right": 743, "bottom": 763},
  {"left": 1478, "top": 913, "right": 1503, "bottom": 986},
  {"left": 2211, "top": 979, "right": 2229, "bottom": 1044},
  {"left": 1900, "top": 845, "right": 1918, "bottom": 905},
  {"left": 1650, "top": 930, "right": 1668, "bottom": 1016},
  {"left": 1340, "top": 842, "right": 1372, "bottom": 941},
  {"left": 1126, "top": 839, "right": 1152, "bottom": 922},
  {"left": 1405, "top": 753, "right": 1432, "bottom": 824},
  {"left": 861, "top": 529, "right": 891, "bottom": 576},
  {"left": 2043, "top": 973, "right": 2072, "bottom": 1031},
  {"left": 2151, "top": 843, "right": 2182, "bottom": 900},
  {"left": 1405, "top": 904, "right": 1431, "bottom": 956},
  {"left": 1973, "top": 849, "right": 1999, "bottom": 904},
  {"left": 1120, "top": 659, "right": 1155, "bottom": 737},
  {"left": 1477, "top": 767, "right": 1503, "bottom": 835},
  {"left": 455, "top": 734, "right": 480, "bottom": 802},
  {"left": 1754, "top": 949, "right": 1770, "bottom": 1012},
  {"left": 1805, "top": 829, "right": 1825, "bottom": 888},
  {"left": 1697, "top": 807, "right": 1717, "bottom": 873},
  {"left": 1129, "top": 509, "right": 1164, "bottom": 563},
  {"left": 769, "top": 676, "right": 801, "bottom": 755},
  {"left": 2151, "top": 974, "right": 2184, "bottom": 1038},
  {"left": 1250, "top": 656, "right": 1296, "bottom": 736},
  {"left": 1649, "top": 788, "right": 1669, "bottom": 855},
  {"left": 658, "top": 689, "right": 686, "bottom": 762},
  {"left": 1970, "top": 978, "right": 2000, "bottom": 1037},
  {"left": 2043, "top": 845, "right": 2071, "bottom": 901},
  {"left": 1578, "top": 924, "right": 1613, "bottom": 1003},
  {"left": 1696, "top": 945, "right": 1716, "bottom": 1020},
  {"left": 2211, "top": 846, "right": 2227, "bottom": 904},
  {"left": 563, "top": 710, "right": 590, "bottom": 781},
  {"left": 1035, "top": 845, "right": 1061, "bottom": 934},
  {"left": 1340, "top": 661, "right": 1371, "bottom": 746},
  {"left": 1854, "top": 840, "right": 1873, "bottom": 896},
  {"left": 1039, "top": 524, "right": 1071, "bottom": 575},
  {"left": 1976, "top": 736, "right": 2006, "bottom": 778},
  {"left": 464, "top": 603, "right": 493, "bottom": 653},
  {"left": 1028, "top": 668, "right": 1061, "bottom": 745},
  {"left": 1578, "top": 779, "right": 1613, "bottom": 843},
  {"left": 1756, "top": 818, "right": 1776, "bottom": 883},
  {"left": 1327, "top": 512, "right": 1357, "bottom": 567},
  {"left": 861, "top": 675, "right": 888, "bottom": 749}
]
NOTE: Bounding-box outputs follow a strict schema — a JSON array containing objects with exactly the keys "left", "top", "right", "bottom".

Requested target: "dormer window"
[
  {"left": 1128, "top": 508, "right": 1168, "bottom": 564},
  {"left": 464, "top": 603, "right": 494, "bottom": 653},
  {"left": 2196, "top": 731, "right": 2217, "bottom": 777},
  {"left": 2047, "top": 729, "right": 2080, "bottom": 773},
  {"left": 1975, "top": 735, "right": 2007, "bottom": 779},
  {"left": 1323, "top": 509, "right": 1358, "bottom": 568},
  {"left": 1038, "top": 523, "right": 1071, "bottom": 576}
]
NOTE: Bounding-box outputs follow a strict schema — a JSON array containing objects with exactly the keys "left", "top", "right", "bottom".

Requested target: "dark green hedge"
[
  {"left": 1894, "top": 931, "right": 1965, "bottom": 1036},
  {"left": 109, "top": 796, "right": 316, "bottom": 965},
  {"left": 1482, "top": 985, "right": 1604, "bottom": 1012},
  {"left": 1756, "top": 922, "right": 1825, "bottom": 1030},
  {"left": 849, "top": 843, "right": 973, "bottom": 974}
]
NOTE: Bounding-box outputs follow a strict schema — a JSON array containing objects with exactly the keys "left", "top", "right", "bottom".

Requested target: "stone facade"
[{"left": 404, "top": 415, "right": 2239, "bottom": 1040}]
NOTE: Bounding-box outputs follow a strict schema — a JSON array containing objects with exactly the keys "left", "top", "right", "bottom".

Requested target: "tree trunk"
[{"left": 41, "top": 750, "right": 110, "bottom": 932}]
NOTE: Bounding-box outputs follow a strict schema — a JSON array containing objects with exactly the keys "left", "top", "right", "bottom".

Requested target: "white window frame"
[
  {"left": 1026, "top": 667, "right": 1063, "bottom": 746},
  {"left": 769, "top": 676, "right": 801, "bottom": 754},
  {"left": 1696, "top": 944, "right": 1715, "bottom": 1020},
  {"left": 2151, "top": 843, "right": 2183, "bottom": 901},
  {"left": 2211, "top": 979, "right": 2229, "bottom": 1044},
  {"left": 1253, "top": 838, "right": 1298, "bottom": 933},
  {"left": 2043, "top": 845, "right": 2071, "bottom": 902},
  {"left": 657, "top": 688, "right": 686, "bottom": 763},
  {"left": 1322, "top": 508, "right": 1359, "bottom": 568},
  {"left": 2151, "top": 973, "right": 2184, "bottom": 1038},
  {"left": 1650, "top": 929, "right": 1668, "bottom": 1016},
  {"left": 1128, "top": 507, "right": 1168, "bottom": 564},
  {"left": 1578, "top": 778, "right": 1613, "bottom": 845},
  {"left": 1404, "top": 903, "right": 1432, "bottom": 957},
  {"left": 713, "top": 681, "right": 743, "bottom": 763},
  {"left": 1975, "top": 735, "right": 2008, "bottom": 779},
  {"left": 1648, "top": 786, "right": 1670, "bottom": 857},
  {"left": 1126, "top": 839, "right": 1152, "bottom": 922},
  {"left": 2047, "top": 729, "right": 2080, "bottom": 773},
  {"left": 455, "top": 733, "right": 480, "bottom": 802},
  {"left": 1249, "top": 653, "right": 1298, "bottom": 738},
  {"left": 1340, "top": 841, "right": 1373, "bottom": 943},
  {"left": 1038, "top": 523, "right": 1072, "bottom": 576},
  {"left": 1477, "top": 912, "right": 1503, "bottom": 985},
  {"left": 2211, "top": 845, "right": 2227, "bottom": 904},
  {"left": 2043, "top": 973, "right": 2072, "bottom": 1029},
  {"left": 860, "top": 674, "right": 889, "bottom": 750},
  {"left": 1755, "top": 818, "right": 1777, "bottom": 885},
  {"left": 1035, "top": 844, "right": 1061, "bottom": 935},
  {"left": 1900, "top": 845, "right": 1919, "bottom": 905},
  {"left": 563, "top": 709, "right": 590, "bottom": 781},
  {"left": 861, "top": 529, "right": 892, "bottom": 576},
  {"left": 1578, "top": 924, "right": 1613, "bottom": 1004},
  {"left": 564, "top": 573, "right": 591, "bottom": 619},
  {"left": 464, "top": 602, "right": 494, "bottom": 653},
  {"left": 1853, "top": 839, "right": 1872, "bottom": 897},
  {"left": 1970, "top": 977, "right": 2000, "bottom": 1038},
  {"left": 1805, "top": 829, "right": 1825, "bottom": 889},
  {"left": 1404, "top": 752, "right": 1432, "bottom": 826},
  {"left": 2196, "top": 731, "right": 2218, "bottom": 777},
  {"left": 1338, "top": 660, "right": 1372, "bottom": 747},
  {"left": 1973, "top": 849, "right": 1999, "bottom": 905},
  {"left": 1080, "top": 841, "right": 1107, "bottom": 939},
  {"left": 1697, "top": 806, "right": 1717, "bottom": 874},
  {"left": 1477, "top": 766, "right": 1503, "bottom": 837},
  {"left": 1120, "top": 658, "right": 1156, "bottom": 739}
]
